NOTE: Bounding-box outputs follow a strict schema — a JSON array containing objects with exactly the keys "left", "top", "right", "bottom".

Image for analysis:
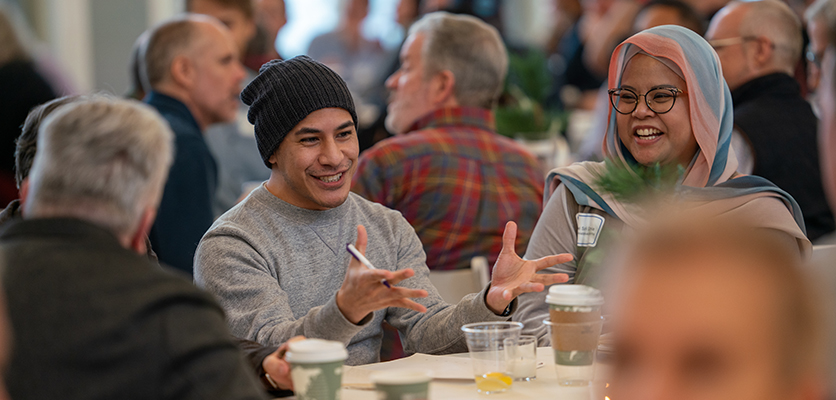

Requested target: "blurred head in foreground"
[
  {"left": 0, "top": 287, "right": 9, "bottom": 400},
  {"left": 810, "top": 0, "right": 836, "bottom": 211},
  {"left": 608, "top": 214, "right": 828, "bottom": 400}
]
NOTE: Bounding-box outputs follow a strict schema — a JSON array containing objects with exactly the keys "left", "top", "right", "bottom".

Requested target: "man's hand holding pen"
[{"left": 336, "top": 225, "right": 429, "bottom": 324}]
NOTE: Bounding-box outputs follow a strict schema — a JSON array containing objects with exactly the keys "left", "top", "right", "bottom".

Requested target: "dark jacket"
[
  {"left": 146, "top": 91, "right": 218, "bottom": 274},
  {"left": 0, "top": 199, "right": 160, "bottom": 262},
  {"left": 234, "top": 338, "right": 293, "bottom": 397},
  {"left": 0, "top": 217, "right": 267, "bottom": 400},
  {"left": 0, "top": 203, "right": 288, "bottom": 396},
  {"left": 0, "top": 60, "right": 55, "bottom": 204},
  {"left": 732, "top": 73, "right": 835, "bottom": 241}
]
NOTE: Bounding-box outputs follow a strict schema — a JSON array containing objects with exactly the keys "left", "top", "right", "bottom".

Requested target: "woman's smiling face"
[{"left": 615, "top": 54, "right": 698, "bottom": 167}]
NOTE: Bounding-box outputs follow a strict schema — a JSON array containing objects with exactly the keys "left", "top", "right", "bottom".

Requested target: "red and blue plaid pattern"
[{"left": 352, "top": 107, "right": 544, "bottom": 271}]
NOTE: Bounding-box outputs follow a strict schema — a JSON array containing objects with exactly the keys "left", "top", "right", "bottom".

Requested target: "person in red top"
[{"left": 352, "top": 12, "right": 544, "bottom": 272}]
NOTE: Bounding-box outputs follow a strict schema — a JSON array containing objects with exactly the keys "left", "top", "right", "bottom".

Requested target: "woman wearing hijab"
[{"left": 514, "top": 25, "right": 809, "bottom": 342}]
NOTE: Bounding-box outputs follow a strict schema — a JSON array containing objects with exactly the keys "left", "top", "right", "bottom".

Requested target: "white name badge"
[{"left": 576, "top": 213, "right": 605, "bottom": 247}]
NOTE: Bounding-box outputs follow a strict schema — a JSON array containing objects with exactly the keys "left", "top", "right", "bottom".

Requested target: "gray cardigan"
[{"left": 195, "top": 187, "right": 511, "bottom": 365}]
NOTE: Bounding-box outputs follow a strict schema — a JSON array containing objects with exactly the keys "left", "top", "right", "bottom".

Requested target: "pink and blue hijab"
[{"left": 547, "top": 25, "right": 810, "bottom": 253}]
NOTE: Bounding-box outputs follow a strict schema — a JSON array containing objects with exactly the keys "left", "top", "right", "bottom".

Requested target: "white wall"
[
  {"left": 90, "top": 0, "right": 148, "bottom": 95},
  {"left": 502, "top": 0, "right": 553, "bottom": 49},
  {"left": 10, "top": 0, "right": 555, "bottom": 94},
  {"left": 11, "top": 0, "right": 180, "bottom": 94}
]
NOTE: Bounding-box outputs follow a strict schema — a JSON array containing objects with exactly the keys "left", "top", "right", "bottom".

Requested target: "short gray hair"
[
  {"left": 408, "top": 12, "right": 508, "bottom": 109},
  {"left": 806, "top": 0, "right": 836, "bottom": 45},
  {"left": 738, "top": 0, "right": 803, "bottom": 71},
  {"left": 25, "top": 96, "right": 174, "bottom": 239}
]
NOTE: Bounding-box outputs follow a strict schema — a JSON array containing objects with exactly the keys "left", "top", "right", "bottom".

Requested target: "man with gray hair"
[
  {"left": 0, "top": 96, "right": 267, "bottom": 399},
  {"left": 706, "top": 0, "right": 835, "bottom": 241},
  {"left": 143, "top": 14, "right": 246, "bottom": 274},
  {"left": 352, "top": 12, "right": 544, "bottom": 271}
]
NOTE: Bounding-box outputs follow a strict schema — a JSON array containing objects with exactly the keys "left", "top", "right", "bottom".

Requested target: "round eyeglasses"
[{"left": 607, "top": 87, "right": 686, "bottom": 115}]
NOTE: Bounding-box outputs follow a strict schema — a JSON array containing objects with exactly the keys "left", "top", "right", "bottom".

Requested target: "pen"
[{"left": 346, "top": 243, "right": 391, "bottom": 288}]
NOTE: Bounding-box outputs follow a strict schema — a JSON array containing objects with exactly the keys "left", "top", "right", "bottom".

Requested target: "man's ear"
[
  {"left": 129, "top": 207, "right": 156, "bottom": 255},
  {"left": 243, "top": 19, "right": 257, "bottom": 46},
  {"left": 429, "top": 70, "right": 457, "bottom": 107},
  {"left": 18, "top": 178, "right": 29, "bottom": 216},
  {"left": 753, "top": 36, "right": 775, "bottom": 67},
  {"left": 169, "top": 55, "right": 195, "bottom": 88}
]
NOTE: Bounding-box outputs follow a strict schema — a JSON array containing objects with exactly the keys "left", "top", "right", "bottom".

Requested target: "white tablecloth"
[{"left": 330, "top": 348, "right": 610, "bottom": 400}]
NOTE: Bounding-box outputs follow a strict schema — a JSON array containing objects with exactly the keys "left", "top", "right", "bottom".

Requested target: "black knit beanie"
[{"left": 241, "top": 55, "right": 357, "bottom": 168}]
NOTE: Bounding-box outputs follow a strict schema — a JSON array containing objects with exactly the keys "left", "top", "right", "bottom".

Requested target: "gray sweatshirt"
[{"left": 194, "top": 186, "right": 511, "bottom": 365}]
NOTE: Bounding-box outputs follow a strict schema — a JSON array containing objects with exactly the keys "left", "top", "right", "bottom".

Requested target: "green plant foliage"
[
  {"left": 495, "top": 85, "right": 549, "bottom": 137},
  {"left": 506, "top": 49, "right": 552, "bottom": 105},
  {"left": 494, "top": 48, "right": 562, "bottom": 139},
  {"left": 593, "top": 159, "right": 684, "bottom": 202}
]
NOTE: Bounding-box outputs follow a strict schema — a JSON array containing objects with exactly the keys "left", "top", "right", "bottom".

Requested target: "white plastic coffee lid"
[
  {"left": 545, "top": 285, "right": 604, "bottom": 306},
  {"left": 370, "top": 370, "right": 432, "bottom": 385},
  {"left": 285, "top": 339, "right": 348, "bottom": 363}
]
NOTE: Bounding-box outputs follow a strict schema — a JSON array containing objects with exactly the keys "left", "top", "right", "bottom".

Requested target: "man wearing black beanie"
[{"left": 193, "top": 55, "right": 571, "bottom": 367}]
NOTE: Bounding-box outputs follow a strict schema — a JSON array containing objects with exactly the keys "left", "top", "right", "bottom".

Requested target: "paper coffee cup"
[
  {"left": 370, "top": 370, "right": 431, "bottom": 400},
  {"left": 545, "top": 285, "right": 604, "bottom": 385},
  {"left": 285, "top": 339, "right": 348, "bottom": 400}
]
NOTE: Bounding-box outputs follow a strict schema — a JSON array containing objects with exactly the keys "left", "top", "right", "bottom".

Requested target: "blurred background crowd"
[{"left": 3, "top": 0, "right": 834, "bottom": 237}]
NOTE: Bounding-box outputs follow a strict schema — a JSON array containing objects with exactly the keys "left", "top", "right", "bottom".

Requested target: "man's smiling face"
[{"left": 267, "top": 108, "right": 358, "bottom": 210}]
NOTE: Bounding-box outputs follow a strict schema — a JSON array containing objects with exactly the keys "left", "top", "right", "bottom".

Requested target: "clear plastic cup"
[
  {"left": 544, "top": 318, "right": 604, "bottom": 386},
  {"left": 461, "top": 321, "right": 523, "bottom": 394}
]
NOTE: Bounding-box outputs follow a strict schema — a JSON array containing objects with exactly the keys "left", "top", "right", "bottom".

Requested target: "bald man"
[
  {"left": 143, "top": 15, "right": 246, "bottom": 274},
  {"left": 707, "top": 0, "right": 834, "bottom": 241},
  {"left": 185, "top": 0, "right": 273, "bottom": 218}
]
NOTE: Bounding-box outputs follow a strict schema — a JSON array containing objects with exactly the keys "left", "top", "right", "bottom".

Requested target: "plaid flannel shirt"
[{"left": 352, "top": 107, "right": 544, "bottom": 271}]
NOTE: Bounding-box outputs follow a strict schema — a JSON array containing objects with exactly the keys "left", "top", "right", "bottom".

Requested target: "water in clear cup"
[{"left": 505, "top": 335, "right": 537, "bottom": 381}]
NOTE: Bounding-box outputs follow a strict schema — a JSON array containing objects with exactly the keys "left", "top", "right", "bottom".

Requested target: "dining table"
[{"left": 282, "top": 347, "right": 611, "bottom": 399}]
